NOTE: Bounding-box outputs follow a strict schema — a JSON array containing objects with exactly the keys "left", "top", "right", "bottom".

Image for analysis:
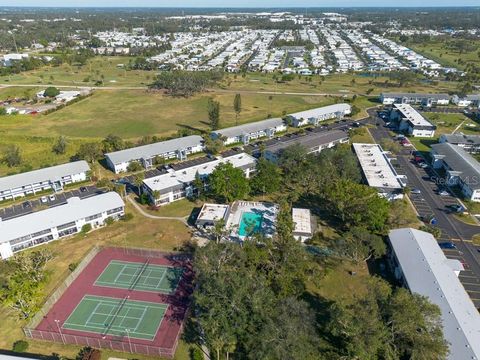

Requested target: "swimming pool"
[{"left": 238, "top": 211, "right": 263, "bottom": 236}]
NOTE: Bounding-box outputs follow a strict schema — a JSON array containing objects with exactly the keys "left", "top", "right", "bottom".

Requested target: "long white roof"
[
  {"left": 0, "top": 161, "right": 90, "bottom": 192},
  {"left": 353, "top": 143, "right": 404, "bottom": 190},
  {"left": 289, "top": 103, "right": 351, "bottom": 119},
  {"left": 389, "top": 228, "right": 480, "bottom": 360},
  {"left": 105, "top": 135, "right": 204, "bottom": 165},
  {"left": 143, "top": 153, "right": 256, "bottom": 193},
  {"left": 394, "top": 103, "right": 435, "bottom": 128},
  {"left": 213, "top": 118, "right": 284, "bottom": 138},
  {"left": 0, "top": 192, "right": 124, "bottom": 243}
]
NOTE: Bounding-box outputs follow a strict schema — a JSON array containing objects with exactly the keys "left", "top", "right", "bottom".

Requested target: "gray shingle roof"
[
  {"left": 0, "top": 192, "right": 124, "bottom": 243},
  {"left": 0, "top": 161, "right": 90, "bottom": 192},
  {"left": 105, "top": 135, "right": 204, "bottom": 165},
  {"left": 213, "top": 118, "right": 285, "bottom": 138},
  {"left": 431, "top": 143, "right": 480, "bottom": 190},
  {"left": 389, "top": 228, "right": 480, "bottom": 360}
]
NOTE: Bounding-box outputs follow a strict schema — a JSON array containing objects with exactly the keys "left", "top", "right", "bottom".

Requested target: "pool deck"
[{"left": 225, "top": 201, "right": 278, "bottom": 240}]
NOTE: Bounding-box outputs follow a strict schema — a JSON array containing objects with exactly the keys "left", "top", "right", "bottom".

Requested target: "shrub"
[
  {"left": 104, "top": 217, "right": 114, "bottom": 226},
  {"left": 44, "top": 86, "right": 60, "bottom": 97},
  {"left": 122, "top": 213, "right": 134, "bottom": 221},
  {"left": 12, "top": 340, "right": 29, "bottom": 352},
  {"left": 190, "top": 347, "right": 203, "bottom": 360},
  {"left": 68, "top": 262, "right": 78, "bottom": 272},
  {"left": 81, "top": 223, "right": 92, "bottom": 234}
]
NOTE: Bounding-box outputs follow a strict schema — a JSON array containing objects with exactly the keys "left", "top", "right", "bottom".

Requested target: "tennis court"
[
  {"left": 62, "top": 295, "right": 167, "bottom": 340},
  {"left": 95, "top": 260, "right": 183, "bottom": 293}
]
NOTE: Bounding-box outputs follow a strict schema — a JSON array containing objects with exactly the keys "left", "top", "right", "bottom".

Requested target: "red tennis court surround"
[{"left": 29, "top": 247, "right": 193, "bottom": 357}]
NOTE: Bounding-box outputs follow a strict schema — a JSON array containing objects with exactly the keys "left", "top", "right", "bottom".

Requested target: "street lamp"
[
  {"left": 54, "top": 319, "right": 65, "bottom": 345},
  {"left": 125, "top": 328, "right": 133, "bottom": 353}
]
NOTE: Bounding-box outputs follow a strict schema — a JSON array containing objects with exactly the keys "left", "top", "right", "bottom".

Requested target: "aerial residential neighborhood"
[{"left": 1, "top": 4, "right": 480, "bottom": 360}]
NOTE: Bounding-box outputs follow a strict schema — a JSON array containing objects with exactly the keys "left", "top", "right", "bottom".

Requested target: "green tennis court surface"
[
  {"left": 62, "top": 295, "right": 167, "bottom": 340},
  {"left": 95, "top": 260, "right": 183, "bottom": 293}
]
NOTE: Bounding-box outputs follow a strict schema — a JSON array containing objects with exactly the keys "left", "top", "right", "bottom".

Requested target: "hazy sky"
[{"left": 1, "top": 0, "right": 479, "bottom": 7}]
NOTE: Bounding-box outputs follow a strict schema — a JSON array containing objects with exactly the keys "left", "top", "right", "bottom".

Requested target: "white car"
[
  {"left": 49, "top": 194, "right": 56, "bottom": 201},
  {"left": 438, "top": 190, "right": 450, "bottom": 196},
  {"left": 40, "top": 196, "right": 48, "bottom": 204}
]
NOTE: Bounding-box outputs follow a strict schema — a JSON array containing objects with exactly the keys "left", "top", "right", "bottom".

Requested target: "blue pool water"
[{"left": 238, "top": 212, "right": 263, "bottom": 236}]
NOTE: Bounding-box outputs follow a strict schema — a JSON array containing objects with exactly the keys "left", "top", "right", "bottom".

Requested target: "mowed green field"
[
  {"left": 0, "top": 88, "right": 336, "bottom": 175},
  {"left": 0, "top": 56, "right": 151, "bottom": 87},
  {"left": 401, "top": 39, "right": 480, "bottom": 71}
]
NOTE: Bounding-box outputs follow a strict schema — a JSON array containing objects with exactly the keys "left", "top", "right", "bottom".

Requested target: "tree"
[
  {"left": 204, "top": 136, "right": 224, "bottom": 155},
  {"left": 133, "top": 172, "right": 145, "bottom": 195},
  {"left": 250, "top": 158, "right": 281, "bottom": 195},
  {"left": 233, "top": 93, "right": 241, "bottom": 125},
  {"left": 52, "top": 135, "right": 68, "bottom": 155},
  {"left": 192, "top": 171, "right": 205, "bottom": 199},
  {"left": 43, "top": 86, "right": 60, "bottom": 98},
  {"left": 102, "top": 134, "right": 125, "bottom": 153},
  {"left": 12, "top": 340, "right": 29, "bottom": 352},
  {"left": 75, "top": 142, "right": 103, "bottom": 163},
  {"left": 208, "top": 97, "right": 220, "bottom": 131},
  {"left": 319, "top": 179, "right": 390, "bottom": 232},
  {"left": 127, "top": 161, "right": 143, "bottom": 172},
  {"left": 208, "top": 162, "right": 250, "bottom": 203},
  {"left": 0, "top": 106, "right": 7, "bottom": 115},
  {"left": 3, "top": 145, "right": 22, "bottom": 167},
  {"left": 333, "top": 227, "right": 386, "bottom": 263}
]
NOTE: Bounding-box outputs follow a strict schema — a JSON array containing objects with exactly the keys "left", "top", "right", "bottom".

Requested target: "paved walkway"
[{"left": 127, "top": 196, "right": 188, "bottom": 225}]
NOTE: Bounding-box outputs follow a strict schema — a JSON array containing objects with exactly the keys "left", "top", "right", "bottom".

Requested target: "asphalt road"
[{"left": 367, "top": 109, "right": 480, "bottom": 308}]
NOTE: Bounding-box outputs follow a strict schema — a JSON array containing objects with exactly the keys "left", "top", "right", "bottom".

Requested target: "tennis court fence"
[
  {"left": 25, "top": 246, "right": 102, "bottom": 330},
  {"left": 22, "top": 328, "right": 180, "bottom": 357},
  {"left": 23, "top": 246, "right": 188, "bottom": 357}
]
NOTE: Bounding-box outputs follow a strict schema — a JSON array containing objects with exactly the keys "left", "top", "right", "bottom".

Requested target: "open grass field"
[
  {"left": 401, "top": 39, "right": 480, "bottom": 71},
  {"left": 0, "top": 56, "right": 151, "bottom": 88},
  {"left": 0, "top": 201, "right": 194, "bottom": 359}
]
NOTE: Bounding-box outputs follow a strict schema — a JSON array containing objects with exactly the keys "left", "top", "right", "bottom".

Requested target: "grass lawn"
[
  {"left": 424, "top": 112, "right": 477, "bottom": 136},
  {"left": 349, "top": 126, "right": 375, "bottom": 144},
  {"left": 401, "top": 39, "right": 480, "bottom": 72},
  {"left": 142, "top": 198, "right": 200, "bottom": 218},
  {"left": 0, "top": 56, "right": 151, "bottom": 88},
  {"left": 0, "top": 201, "right": 194, "bottom": 359},
  {"left": 221, "top": 72, "right": 458, "bottom": 96}
]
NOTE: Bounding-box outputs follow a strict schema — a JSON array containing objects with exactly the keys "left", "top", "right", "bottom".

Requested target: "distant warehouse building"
[
  {"left": 439, "top": 134, "right": 480, "bottom": 154},
  {"left": 390, "top": 103, "right": 436, "bottom": 137},
  {"left": 211, "top": 118, "right": 287, "bottom": 145},
  {"left": 0, "top": 161, "right": 90, "bottom": 202},
  {"left": 388, "top": 228, "right": 480, "bottom": 360},
  {"left": 263, "top": 129, "right": 349, "bottom": 163},
  {"left": 142, "top": 152, "right": 256, "bottom": 206},
  {"left": 431, "top": 143, "right": 480, "bottom": 202},
  {"left": 287, "top": 104, "right": 351, "bottom": 127},
  {"left": 0, "top": 192, "right": 125, "bottom": 259},
  {"left": 105, "top": 135, "right": 204, "bottom": 174},
  {"left": 353, "top": 143, "right": 406, "bottom": 200},
  {"left": 380, "top": 92, "right": 450, "bottom": 107}
]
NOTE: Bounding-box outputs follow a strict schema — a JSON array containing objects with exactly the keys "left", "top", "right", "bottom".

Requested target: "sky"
[{"left": 1, "top": 0, "right": 479, "bottom": 7}]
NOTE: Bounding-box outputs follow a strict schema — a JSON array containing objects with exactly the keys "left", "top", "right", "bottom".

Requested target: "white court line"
[
  {"left": 84, "top": 303, "right": 103, "bottom": 327},
  {"left": 133, "top": 306, "right": 148, "bottom": 332},
  {"left": 113, "top": 263, "right": 129, "bottom": 283}
]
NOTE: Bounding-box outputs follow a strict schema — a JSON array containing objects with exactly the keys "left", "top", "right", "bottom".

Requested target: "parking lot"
[
  {"left": 0, "top": 185, "right": 102, "bottom": 221},
  {"left": 369, "top": 108, "right": 480, "bottom": 308}
]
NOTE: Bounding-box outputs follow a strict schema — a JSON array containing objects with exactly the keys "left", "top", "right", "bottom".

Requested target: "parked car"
[
  {"left": 439, "top": 242, "right": 457, "bottom": 249},
  {"left": 40, "top": 196, "right": 48, "bottom": 204},
  {"left": 438, "top": 190, "right": 450, "bottom": 196},
  {"left": 419, "top": 162, "right": 429, "bottom": 169},
  {"left": 80, "top": 186, "right": 88, "bottom": 193},
  {"left": 411, "top": 188, "right": 421, "bottom": 194},
  {"left": 49, "top": 194, "right": 56, "bottom": 201},
  {"left": 446, "top": 204, "right": 465, "bottom": 213},
  {"left": 22, "top": 201, "right": 31, "bottom": 209}
]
